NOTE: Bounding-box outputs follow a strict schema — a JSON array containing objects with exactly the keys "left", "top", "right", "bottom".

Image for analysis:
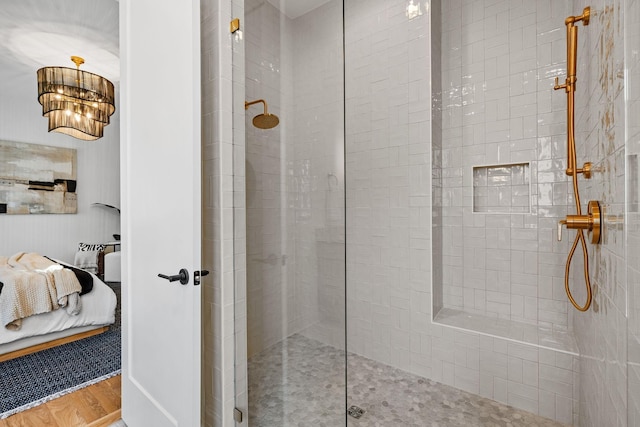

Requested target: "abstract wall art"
[{"left": 0, "top": 141, "right": 77, "bottom": 214}]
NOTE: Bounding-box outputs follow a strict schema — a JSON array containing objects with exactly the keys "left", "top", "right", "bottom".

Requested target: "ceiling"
[
  {"left": 0, "top": 0, "right": 119, "bottom": 105},
  {"left": 0, "top": 0, "right": 329, "bottom": 110}
]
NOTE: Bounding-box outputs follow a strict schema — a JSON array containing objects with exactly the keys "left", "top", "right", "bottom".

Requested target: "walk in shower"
[{"left": 206, "top": 0, "right": 640, "bottom": 425}]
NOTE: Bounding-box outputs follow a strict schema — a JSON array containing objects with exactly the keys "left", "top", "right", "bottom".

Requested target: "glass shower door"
[{"left": 232, "top": 0, "right": 346, "bottom": 425}]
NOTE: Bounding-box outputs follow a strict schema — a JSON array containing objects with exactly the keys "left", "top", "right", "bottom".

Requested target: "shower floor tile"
[{"left": 248, "top": 334, "right": 566, "bottom": 427}]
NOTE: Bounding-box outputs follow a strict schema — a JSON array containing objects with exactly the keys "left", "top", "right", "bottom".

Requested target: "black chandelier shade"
[{"left": 37, "top": 63, "right": 115, "bottom": 141}]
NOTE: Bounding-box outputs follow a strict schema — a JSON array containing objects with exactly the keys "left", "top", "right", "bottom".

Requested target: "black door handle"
[{"left": 158, "top": 268, "right": 189, "bottom": 285}]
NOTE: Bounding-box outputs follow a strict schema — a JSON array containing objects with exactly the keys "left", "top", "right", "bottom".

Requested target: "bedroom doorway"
[
  {"left": 0, "top": 0, "right": 123, "bottom": 425},
  {"left": 1, "top": 0, "right": 204, "bottom": 424}
]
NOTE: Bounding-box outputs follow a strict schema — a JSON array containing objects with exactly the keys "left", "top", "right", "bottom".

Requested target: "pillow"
[
  {"left": 74, "top": 250, "right": 101, "bottom": 274},
  {"left": 78, "top": 242, "right": 106, "bottom": 252}
]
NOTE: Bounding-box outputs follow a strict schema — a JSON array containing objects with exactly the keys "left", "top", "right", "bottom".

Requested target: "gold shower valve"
[{"left": 557, "top": 200, "right": 601, "bottom": 244}]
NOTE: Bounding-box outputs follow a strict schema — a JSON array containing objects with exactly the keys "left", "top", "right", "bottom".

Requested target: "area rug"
[{"left": 0, "top": 282, "right": 121, "bottom": 419}]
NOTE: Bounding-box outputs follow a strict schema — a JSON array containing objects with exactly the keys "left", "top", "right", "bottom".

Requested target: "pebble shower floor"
[{"left": 248, "top": 334, "right": 567, "bottom": 427}]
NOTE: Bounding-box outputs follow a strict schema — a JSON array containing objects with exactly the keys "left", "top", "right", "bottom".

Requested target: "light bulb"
[
  {"left": 86, "top": 113, "right": 92, "bottom": 119},
  {"left": 75, "top": 113, "right": 81, "bottom": 122},
  {"left": 65, "top": 110, "right": 72, "bottom": 116}
]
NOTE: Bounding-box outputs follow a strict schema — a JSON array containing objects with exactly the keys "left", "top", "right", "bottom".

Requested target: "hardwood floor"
[{"left": 0, "top": 375, "right": 121, "bottom": 427}]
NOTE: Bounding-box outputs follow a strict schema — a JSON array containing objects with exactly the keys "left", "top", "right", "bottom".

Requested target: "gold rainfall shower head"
[{"left": 245, "top": 99, "right": 279, "bottom": 129}]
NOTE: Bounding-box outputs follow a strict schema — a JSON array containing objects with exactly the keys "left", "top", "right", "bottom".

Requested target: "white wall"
[
  {"left": 0, "top": 63, "right": 120, "bottom": 264},
  {"left": 436, "top": 0, "right": 573, "bottom": 330},
  {"left": 345, "top": 0, "right": 433, "bottom": 373},
  {"left": 429, "top": 0, "right": 634, "bottom": 424}
]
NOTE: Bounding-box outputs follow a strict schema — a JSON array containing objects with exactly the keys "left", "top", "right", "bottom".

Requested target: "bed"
[{"left": 0, "top": 258, "right": 117, "bottom": 362}]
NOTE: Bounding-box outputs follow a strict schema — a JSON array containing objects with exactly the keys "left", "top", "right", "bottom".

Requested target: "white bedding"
[{"left": 0, "top": 269, "right": 117, "bottom": 348}]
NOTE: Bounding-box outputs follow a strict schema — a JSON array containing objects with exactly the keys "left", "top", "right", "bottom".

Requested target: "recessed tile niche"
[{"left": 473, "top": 163, "right": 530, "bottom": 214}]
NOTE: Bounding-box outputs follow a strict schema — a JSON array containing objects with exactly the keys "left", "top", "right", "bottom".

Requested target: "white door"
[{"left": 119, "top": 0, "right": 201, "bottom": 426}]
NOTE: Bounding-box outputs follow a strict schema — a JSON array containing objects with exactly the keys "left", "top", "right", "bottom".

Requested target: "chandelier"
[{"left": 37, "top": 56, "right": 115, "bottom": 141}]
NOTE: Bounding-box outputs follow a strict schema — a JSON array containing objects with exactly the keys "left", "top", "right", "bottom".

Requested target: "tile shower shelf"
[
  {"left": 473, "top": 163, "right": 531, "bottom": 214},
  {"left": 433, "top": 307, "right": 578, "bottom": 355}
]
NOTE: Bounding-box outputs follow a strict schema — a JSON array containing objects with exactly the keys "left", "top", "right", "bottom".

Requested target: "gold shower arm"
[{"left": 245, "top": 99, "right": 268, "bottom": 114}]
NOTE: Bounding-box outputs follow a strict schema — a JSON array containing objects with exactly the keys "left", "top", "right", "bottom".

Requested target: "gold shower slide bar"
[
  {"left": 554, "top": 6, "right": 601, "bottom": 312},
  {"left": 553, "top": 6, "right": 591, "bottom": 179},
  {"left": 554, "top": 7, "right": 592, "bottom": 179}
]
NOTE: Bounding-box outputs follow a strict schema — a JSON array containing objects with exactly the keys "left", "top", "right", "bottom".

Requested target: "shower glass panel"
[
  {"left": 628, "top": 0, "right": 640, "bottom": 424},
  {"left": 232, "top": 0, "right": 347, "bottom": 424}
]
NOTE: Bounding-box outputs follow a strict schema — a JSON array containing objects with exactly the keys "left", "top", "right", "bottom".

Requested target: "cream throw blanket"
[{"left": 0, "top": 252, "right": 82, "bottom": 330}]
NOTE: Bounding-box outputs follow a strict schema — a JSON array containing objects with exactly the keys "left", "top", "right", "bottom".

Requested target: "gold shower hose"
[
  {"left": 556, "top": 7, "right": 593, "bottom": 312},
  {"left": 565, "top": 133, "right": 592, "bottom": 312}
]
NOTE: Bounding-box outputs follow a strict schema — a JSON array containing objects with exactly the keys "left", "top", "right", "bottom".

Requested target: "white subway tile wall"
[
  {"left": 345, "top": 0, "right": 577, "bottom": 423},
  {"left": 429, "top": 3, "right": 583, "bottom": 421},
  {"left": 434, "top": 0, "right": 574, "bottom": 331},
  {"left": 345, "top": 0, "right": 433, "bottom": 371}
]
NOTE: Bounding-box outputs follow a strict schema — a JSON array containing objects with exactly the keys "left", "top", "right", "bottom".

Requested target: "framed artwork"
[{"left": 0, "top": 140, "right": 77, "bottom": 214}]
